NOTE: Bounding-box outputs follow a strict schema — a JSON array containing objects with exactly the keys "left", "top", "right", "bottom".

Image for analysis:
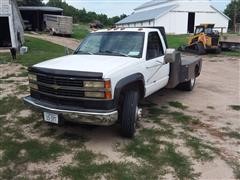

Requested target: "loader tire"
[
  {"left": 197, "top": 43, "right": 206, "bottom": 55},
  {"left": 216, "top": 47, "right": 222, "bottom": 54}
]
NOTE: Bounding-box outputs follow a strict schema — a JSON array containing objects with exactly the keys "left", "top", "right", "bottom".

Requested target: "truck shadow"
[{"left": 54, "top": 87, "right": 192, "bottom": 141}]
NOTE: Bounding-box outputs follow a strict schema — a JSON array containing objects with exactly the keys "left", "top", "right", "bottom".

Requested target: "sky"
[{"left": 44, "top": 0, "right": 231, "bottom": 17}]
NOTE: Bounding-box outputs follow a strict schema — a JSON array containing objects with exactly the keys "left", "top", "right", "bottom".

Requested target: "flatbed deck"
[
  {"left": 220, "top": 34, "right": 240, "bottom": 43},
  {"left": 181, "top": 56, "right": 201, "bottom": 66},
  {"left": 220, "top": 34, "right": 240, "bottom": 50}
]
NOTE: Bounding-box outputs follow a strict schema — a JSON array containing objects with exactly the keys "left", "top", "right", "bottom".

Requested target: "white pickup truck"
[{"left": 24, "top": 27, "right": 202, "bottom": 137}]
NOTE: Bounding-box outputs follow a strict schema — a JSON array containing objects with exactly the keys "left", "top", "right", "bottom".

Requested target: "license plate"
[{"left": 43, "top": 112, "right": 59, "bottom": 124}]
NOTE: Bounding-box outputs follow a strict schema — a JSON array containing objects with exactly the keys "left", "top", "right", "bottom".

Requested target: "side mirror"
[{"left": 164, "top": 49, "right": 176, "bottom": 63}]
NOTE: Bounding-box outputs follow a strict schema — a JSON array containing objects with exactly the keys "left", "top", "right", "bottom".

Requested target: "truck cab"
[{"left": 24, "top": 27, "right": 202, "bottom": 138}]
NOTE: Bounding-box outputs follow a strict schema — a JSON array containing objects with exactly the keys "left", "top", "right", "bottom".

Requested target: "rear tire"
[
  {"left": 177, "top": 77, "right": 196, "bottom": 91},
  {"left": 120, "top": 90, "right": 139, "bottom": 138}
]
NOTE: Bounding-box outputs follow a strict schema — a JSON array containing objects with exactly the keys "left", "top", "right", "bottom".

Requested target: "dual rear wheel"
[{"left": 177, "top": 77, "right": 196, "bottom": 91}]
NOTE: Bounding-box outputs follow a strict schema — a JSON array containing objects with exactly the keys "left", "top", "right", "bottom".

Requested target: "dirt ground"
[{"left": 0, "top": 39, "right": 239, "bottom": 179}]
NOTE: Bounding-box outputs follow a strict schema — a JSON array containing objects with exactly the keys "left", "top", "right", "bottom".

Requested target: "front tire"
[{"left": 120, "top": 90, "right": 139, "bottom": 138}]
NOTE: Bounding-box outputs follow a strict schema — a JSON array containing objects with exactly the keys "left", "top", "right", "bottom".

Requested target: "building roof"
[
  {"left": 134, "top": 0, "right": 174, "bottom": 11},
  {"left": 116, "top": 5, "right": 177, "bottom": 24},
  {"left": 210, "top": 5, "right": 230, "bottom": 20},
  {"left": 19, "top": 6, "right": 63, "bottom": 12}
]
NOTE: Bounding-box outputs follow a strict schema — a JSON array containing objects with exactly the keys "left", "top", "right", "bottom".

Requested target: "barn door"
[
  {"left": 0, "top": 17, "right": 12, "bottom": 47},
  {"left": 188, "top": 12, "right": 195, "bottom": 33}
]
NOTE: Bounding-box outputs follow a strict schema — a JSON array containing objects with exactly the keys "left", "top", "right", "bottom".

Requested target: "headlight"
[
  {"left": 28, "top": 73, "right": 37, "bottom": 82},
  {"left": 83, "top": 80, "right": 111, "bottom": 89},
  {"left": 84, "top": 92, "right": 105, "bottom": 98},
  {"left": 83, "top": 79, "right": 112, "bottom": 99},
  {"left": 83, "top": 81, "right": 104, "bottom": 88},
  {"left": 29, "top": 83, "right": 38, "bottom": 90}
]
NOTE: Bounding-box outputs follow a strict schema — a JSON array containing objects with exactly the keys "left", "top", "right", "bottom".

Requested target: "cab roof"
[
  {"left": 93, "top": 27, "right": 160, "bottom": 33},
  {"left": 91, "top": 27, "right": 168, "bottom": 48}
]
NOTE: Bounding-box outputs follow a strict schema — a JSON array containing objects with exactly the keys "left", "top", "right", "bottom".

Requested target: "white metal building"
[
  {"left": 116, "top": 0, "right": 230, "bottom": 34},
  {"left": 0, "top": 0, "right": 24, "bottom": 49}
]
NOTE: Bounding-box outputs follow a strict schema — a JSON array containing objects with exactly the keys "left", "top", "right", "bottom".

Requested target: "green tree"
[
  {"left": 47, "top": 0, "right": 127, "bottom": 26},
  {"left": 224, "top": 0, "right": 240, "bottom": 32},
  {"left": 108, "top": 14, "right": 127, "bottom": 26},
  {"left": 17, "top": 0, "right": 43, "bottom": 6}
]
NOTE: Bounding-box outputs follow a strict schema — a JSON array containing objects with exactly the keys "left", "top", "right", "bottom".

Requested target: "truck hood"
[{"left": 33, "top": 55, "right": 139, "bottom": 77}]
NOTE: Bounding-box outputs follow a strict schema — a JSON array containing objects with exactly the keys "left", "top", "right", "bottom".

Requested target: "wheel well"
[
  {"left": 195, "top": 65, "right": 200, "bottom": 77},
  {"left": 120, "top": 81, "right": 145, "bottom": 100}
]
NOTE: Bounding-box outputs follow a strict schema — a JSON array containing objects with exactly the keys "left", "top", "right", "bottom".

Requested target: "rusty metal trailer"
[
  {"left": 220, "top": 34, "right": 240, "bottom": 50},
  {"left": 44, "top": 14, "right": 73, "bottom": 35}
]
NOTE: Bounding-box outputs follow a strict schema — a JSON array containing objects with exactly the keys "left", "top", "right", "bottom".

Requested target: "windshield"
[
  {"left": 75, "top": 32, "right": 145, "bottom": 58},
  {"left": 195, "top": 27, "right": 204, "bottom": 34},
  {"left": 205, "top": 28, "right": 213, "bottom": 34},
  {"left": 195, "top": 27, "right": 213, "bottom": 35}
]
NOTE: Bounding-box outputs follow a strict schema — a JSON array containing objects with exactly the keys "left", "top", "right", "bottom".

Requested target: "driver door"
[{"left": 144, "top": 31, "right": 169, "bottom": 96}]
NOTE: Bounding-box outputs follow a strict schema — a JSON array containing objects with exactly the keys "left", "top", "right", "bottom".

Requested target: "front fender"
[{"left": 114, "top": 73, "right": 145, "bottom": 105}]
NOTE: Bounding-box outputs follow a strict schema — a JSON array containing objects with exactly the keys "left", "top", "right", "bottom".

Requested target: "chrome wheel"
[{"left": 190, "top": 78, "right": 196, "bottom": 88}]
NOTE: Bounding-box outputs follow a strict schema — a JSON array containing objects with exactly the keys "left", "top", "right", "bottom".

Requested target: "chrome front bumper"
[{"left": 23, "top": 96, "right": 118, "bottom": 126}]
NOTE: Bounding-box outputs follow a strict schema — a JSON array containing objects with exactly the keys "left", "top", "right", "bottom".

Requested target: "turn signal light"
[
  {"left": 104, "top": 80, "right": 111, "bottom": 89},
  {"left": 105, "top": 91, "right": 112, "bottom": 99}
]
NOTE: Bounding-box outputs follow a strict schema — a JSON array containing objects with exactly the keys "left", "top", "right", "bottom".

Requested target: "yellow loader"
[{"left": 179, "top": 24, "right": 221, "bottom": 55}]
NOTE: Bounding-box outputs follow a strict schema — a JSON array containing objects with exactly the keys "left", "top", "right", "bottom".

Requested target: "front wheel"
[{"left": 120, "top": 90, "right": 139, "bottom": 138}]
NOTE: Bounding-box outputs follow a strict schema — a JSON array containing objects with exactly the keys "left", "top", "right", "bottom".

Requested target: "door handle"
[
  {"left": 156, "top": 60, "right": 163, "bottom": 64},
  {"left": 146, "top": 64, "right": 160, "bottom": 69},
  {"left": 146, "top": 62, "right": 163, "bottom": 69}
]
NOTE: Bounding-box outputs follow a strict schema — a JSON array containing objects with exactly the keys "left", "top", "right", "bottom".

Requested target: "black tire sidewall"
[
  {"left": 177, "top": 77, "right": 196, "bottom": 91},
  {"left": 120, "top": 90, "right": 139, "bottom": 138}
]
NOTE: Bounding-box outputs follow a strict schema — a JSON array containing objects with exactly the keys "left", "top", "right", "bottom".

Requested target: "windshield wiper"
[
  {"left": 77, "top": 50, "right": 94, "bottom": 55},
  {"left": 99, "top": 50, "right": 129, "bottom": 57}
]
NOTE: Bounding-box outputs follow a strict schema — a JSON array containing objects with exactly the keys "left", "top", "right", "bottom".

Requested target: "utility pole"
[{"left": 233, "top": 0, "right": 237, "bottom": 33}]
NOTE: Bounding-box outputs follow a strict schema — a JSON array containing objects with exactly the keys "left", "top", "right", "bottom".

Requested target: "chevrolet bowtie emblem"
[{"left": 52, "top": 84, "right": 61, "bottom": 90}]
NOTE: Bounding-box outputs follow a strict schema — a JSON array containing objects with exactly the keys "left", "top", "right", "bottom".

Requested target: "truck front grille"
[
  {"left": 38, "top": 85, "right": 84, "bottom": 97},
  {"left": 37, "top": 75, "right": 84, "bottom": 87},
  {"left": 36, "top": 74, "right": 85, "bottom": 98},
  {"left": 28, "top": 67, "right": 112, "bottom": 110}
]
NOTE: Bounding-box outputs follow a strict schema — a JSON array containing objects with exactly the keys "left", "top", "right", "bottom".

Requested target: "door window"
[{"left": 146, "top": 32, "right": 164, "bottom": 60}]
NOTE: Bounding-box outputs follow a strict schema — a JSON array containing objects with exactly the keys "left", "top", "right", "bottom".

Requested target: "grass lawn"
[
  {"left": 222, "top": 50, "right": 240, "bottom": 57},
  {"left": 0, "top": 36, "right": 65, "bottom": 67},
  {"left": 167, "top": 34, "right": 188, "bottom": 49},
  {"left": 72, "top": 24, "right": 90, "bottom": 40}
]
